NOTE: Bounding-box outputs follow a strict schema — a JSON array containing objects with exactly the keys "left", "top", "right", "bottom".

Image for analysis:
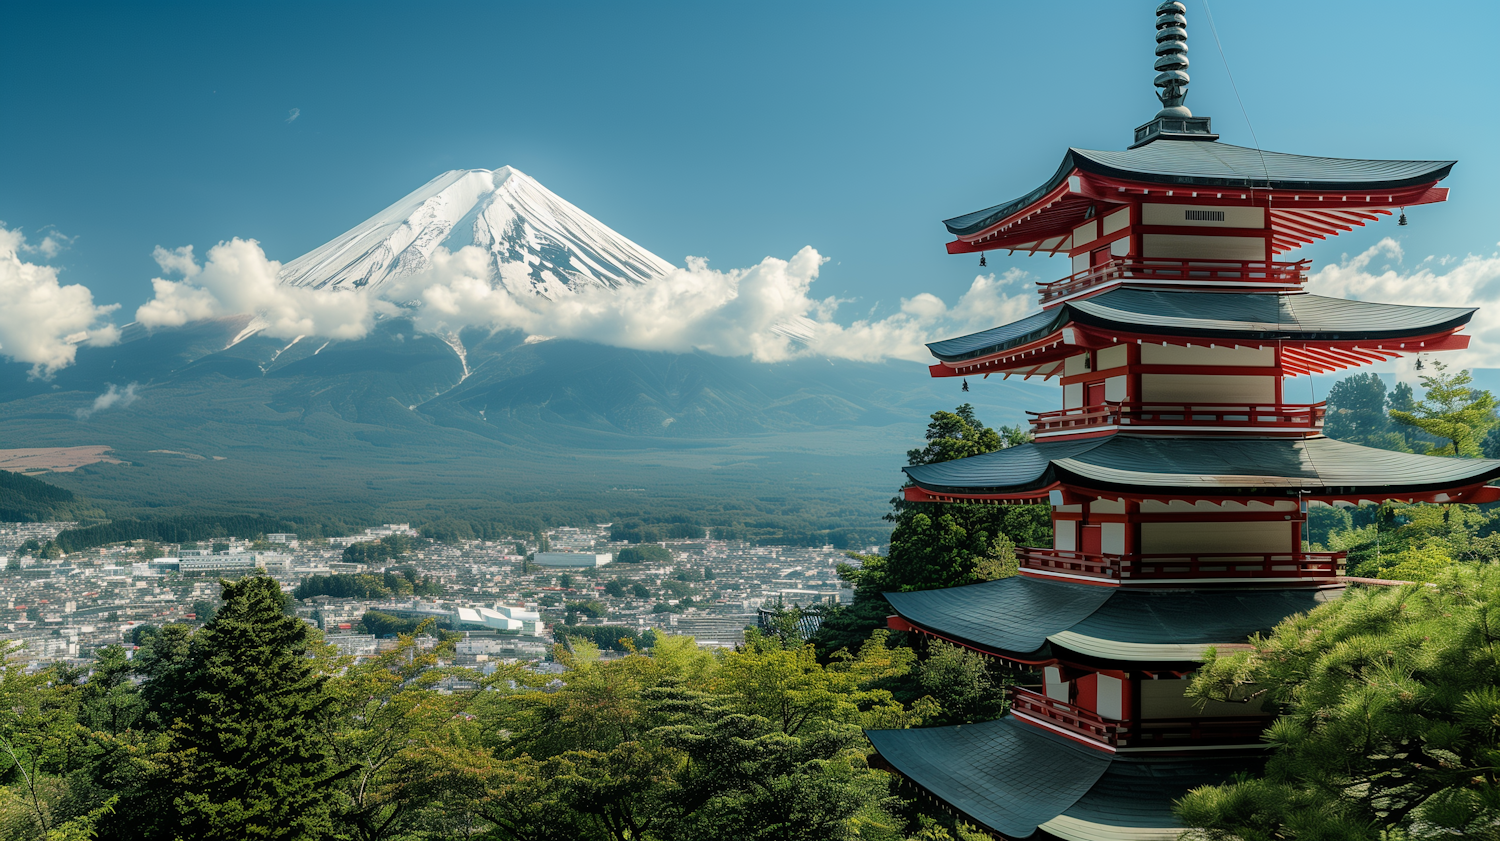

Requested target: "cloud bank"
[
  {"left": 0, "top": 225, "right": 119, "bottom": 378},
  {"left": 1307, "top": 237, "right": 1500, "bottom": 370},
  {"left": 137, "top": 239, "right": 391, "bottom": 340},
  {"left": 137, "top": 239, "right": 1036, "bottom": 364}
]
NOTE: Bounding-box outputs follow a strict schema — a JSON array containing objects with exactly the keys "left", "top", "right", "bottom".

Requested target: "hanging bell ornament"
[
  {"left": 961, "top": 379, "right": 970, "bottom": 392},
  {"left": 979, "top": 253, "right": 987, "bottom": 267},
  {"left": 1398, "top": 208, "right": 1408, "bottom": 226}
]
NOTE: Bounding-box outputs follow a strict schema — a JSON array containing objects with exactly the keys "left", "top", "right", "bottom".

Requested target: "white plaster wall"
[
  {"left": 1141, "top": 203, "right": 1265, "bottom": 229},
  {"left": 1054, "top": 520, "right": 1077, "bottom": 551},
  {"left": 1140, "top": 373, "right": 1275, "bottom": 403},
  {"left": 1064, "top": 382, "right": 1084, "bottom": 409},
  {"left": 1140, "top": 344, "right": 1274, "bottom": 367},
  {"left": 1139, "top": 678, "right": 1267, "bottom": 719},
  {"left": 1140, "top": 521, "right": 1292, "bottom": 554},
  {"left": 1102, "top": 207, "right": 1130, "bottom": 235},
  {"left": 1142, "top": 233, "right": 1266, "bottom": 260},
  {"left": 1101, "top": 523, "right": 1125, "bottom": 554},
  {"left": 1096, "top": 674, "right": 1124, "bottom": 721},
  {"left": 1073, "top": 220, "right": 1098, "bottom": 248},
  {"left": 1097, "top": 345, "right": 1128, "bottom": 370},
  {"left": 1105, "top": 375, "right": 1127, "bottom": 402},
  {"left": 1064, "top": 354, "right": 1091, "bottom": 376}
]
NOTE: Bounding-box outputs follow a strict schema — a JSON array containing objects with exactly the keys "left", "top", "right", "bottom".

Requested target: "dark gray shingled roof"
[
  {"left": 903, "top": 436, "right": 1500, "bottom": 498},
  {"left": 885, "top": 575, "right": 1323, "bottom": 661},
  {"left": 865, "top": 717, "right": 1248, "bottom": 838},
  {"left": 944, "top": 140, "right": 1455, "bottom": 237},
  {"left": 1060, "top": 754, "right": 1250, "bottom": 830},
  {"left": 925, "top": 289, "right": 1475, "bottom": 363},
  {"left": 885, "top": 576, "right": 1113, "bottom": 659},
  {"left": 865, "top": 717, "right": 1110, "bottom": 839}
]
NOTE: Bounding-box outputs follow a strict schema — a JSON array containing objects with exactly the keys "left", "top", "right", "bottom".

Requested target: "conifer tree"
[
  {"left": 149, "top": 574, "right": 349, "bottom": 840},
  {"left": 1388, "top": 362, "right": 1498, "bottom": 457}
]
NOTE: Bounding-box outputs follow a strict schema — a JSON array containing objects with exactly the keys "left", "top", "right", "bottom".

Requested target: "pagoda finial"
[{"left": 1153, "top": 1, "right": 1190, "bottom": 117}]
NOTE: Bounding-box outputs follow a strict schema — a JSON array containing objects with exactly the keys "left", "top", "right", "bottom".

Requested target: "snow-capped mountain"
[{"left": 277, "top": 167, "right": 676, "bottom": 298}]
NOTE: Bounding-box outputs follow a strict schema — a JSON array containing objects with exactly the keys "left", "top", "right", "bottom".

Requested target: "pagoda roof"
[
  {"left": 903, "top": 436, "right": 1500, "bottom": 501},
  {"left": 866, "top": 716, "right": 1245, "bottom": 839},
  {"left": 883, "top": 575, "right": 1326, "bottom": 661},
  {"left": 926, "top": 289, "right": 1474, "bottom": 364},
  {"left": 945, "top": 139, "right": 1455, "bottom": 238}
]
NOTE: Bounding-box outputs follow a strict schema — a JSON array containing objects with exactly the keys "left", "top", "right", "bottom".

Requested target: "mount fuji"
[{"left": 277, "top": 167, "right": 676, "bottom": 298}]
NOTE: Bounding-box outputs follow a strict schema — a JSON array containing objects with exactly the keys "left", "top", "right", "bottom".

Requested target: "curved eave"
[
  {"left": 866, "top": 717, "right": 1248, "bottom": 841},
  {"left": 903, "top": 437, "right": 1500, "bottom": 502},
  {"left": 925, "top": 292, "right": 1476, "bottom": 365},
  {"left": 944, "top": 141, "right": 1456, "bottom": 241}
]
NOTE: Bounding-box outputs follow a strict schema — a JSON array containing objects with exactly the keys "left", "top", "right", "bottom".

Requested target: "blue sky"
[{"left": 4, "top": 0, "right": 1498, "bottom": 327}]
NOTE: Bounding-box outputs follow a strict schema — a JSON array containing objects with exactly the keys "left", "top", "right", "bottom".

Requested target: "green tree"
[
  {"left": 631, "top": 583, "right": 650, "bottom": 600},
  {"left": 1178, "top": 566, "right": 1500, "bottom": 840},
  {"left": 917, "top": 640, "right": 1010, "bottom": 725},
  {"left": 142, "top": 575, "right": 350, "bottom": 840},
  {"left": 604, "top": 580, "right": 628, "bottom": 598},
  {"left": 1388, "top": 362, "right": 1497, "bottom": 456},
  {"left": 615, "top": 545, "right": 671, "bottom": 564},
  {"left": 1323, "top": 371, "right": 1411, "bottom": 451}
]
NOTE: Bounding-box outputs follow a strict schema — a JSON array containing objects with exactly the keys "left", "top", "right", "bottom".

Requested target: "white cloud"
[
  {"left": 76, "top": 382, "right": 139, "bottom": 420},
  {"left": 387, "top": 245, "right": 1036, "bottom": 364},
  {"left": 286, "top": 108, "right": 300, "bottom": 123},
  {"left": 1307, "top": 238, "right": 1500, "bottom": 369},
  {"left": 136, "top": 238, "right": 393, "bottom": 340},
  {"left": 131, "top": 233, "right": 1045, "bottom": 365},
  {"left": 0, "top": 225, "right": 119, "bottom": 378}
]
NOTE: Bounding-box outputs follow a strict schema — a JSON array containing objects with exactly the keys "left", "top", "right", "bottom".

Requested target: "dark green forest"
[{"left": 8, "top": 367, "right": 1500, "bottom": 839}]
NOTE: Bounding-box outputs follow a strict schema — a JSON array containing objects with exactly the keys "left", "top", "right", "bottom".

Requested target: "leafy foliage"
[
  {"left": 341, "top": 534, "right": 413, "bottom": 564},
  {"left": 813, "top": 405, "right": 1050, "bottom": 657},
  {"left": 1387, "top": 362, "right": 1498, "bottom": 456},
  {"left": 294, "top": 567, "right": 441, "bottom": 600},
  {"left": 1179, "top": 565, "right": 1500, "bottom": 840},
  {"left": 615, "top": 544, "right": 672, "bottom": 564}
]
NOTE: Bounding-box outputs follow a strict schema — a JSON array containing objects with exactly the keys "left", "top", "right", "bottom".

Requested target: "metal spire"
[{"left": 1153, "top": 1, "right": 1190, "bottom": 117}]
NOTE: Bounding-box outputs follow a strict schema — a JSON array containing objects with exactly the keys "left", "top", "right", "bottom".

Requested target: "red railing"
[
  {"left": 1010, "top": 687, "right": 1269, "bottom": 749},
  {"left": 1020, "top": 547, "right": 1346, "bottom": 582},
  {"left": 1038, "top": 257, "right": 1310, "bottom": 305},
  {"left": 1029, "top": 402, "right": 1325, "bottom": 437},
  {"left": 1010, "top": 687, "right": 1127, "bottom": 746}
]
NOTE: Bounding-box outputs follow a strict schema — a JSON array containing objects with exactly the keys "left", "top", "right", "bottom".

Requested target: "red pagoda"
[{"left": 865, "top": 4, "right": 1500, "bottom": 839}]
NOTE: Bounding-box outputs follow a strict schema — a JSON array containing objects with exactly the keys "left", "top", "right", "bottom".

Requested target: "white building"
[
  {"left": 454, "top": 603, "right": 545, "bottom": 635},
  {"left": 534, "top": 552, "right": 612, "bottom": 568}
]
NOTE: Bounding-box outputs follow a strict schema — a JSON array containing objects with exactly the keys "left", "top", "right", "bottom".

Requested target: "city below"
[{"left": 0, "top": 521, "right": 865, "bottom": 669}]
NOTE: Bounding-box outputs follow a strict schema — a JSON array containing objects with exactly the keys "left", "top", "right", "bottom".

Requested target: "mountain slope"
[{"left": 277, "top": 167, "right": 676, "bottom": 297}]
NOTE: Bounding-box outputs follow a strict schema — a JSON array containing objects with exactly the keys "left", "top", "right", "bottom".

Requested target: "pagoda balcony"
[
  {"left": 1009, "top": 687, "right": 1267, "bottom": 751},
  {"left": 1019, "top": 547, "right": 1346, "bottom": 584},
  {"left": 1029, "top": 401, "right": 1325, "bottom": 439},
  {"left": 1037, "top": 257, "right": 1310, "bottom": 306}
]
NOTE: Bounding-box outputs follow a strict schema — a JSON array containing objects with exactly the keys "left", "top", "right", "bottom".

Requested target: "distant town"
[{"left": 0, "top": 521, "right": 871, "bottom": 669}]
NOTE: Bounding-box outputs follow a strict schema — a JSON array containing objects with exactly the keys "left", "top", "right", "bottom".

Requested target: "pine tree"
[
  {"left": 150, "top": 574, "right": 349, "bottom": 840},
  {"left": 1388, "top": 362, "right": 1498, "bottom": 457}
]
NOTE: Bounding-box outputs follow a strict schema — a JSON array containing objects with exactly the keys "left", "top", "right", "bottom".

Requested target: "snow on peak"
[{"left": 277, "top": 167, "right": 676, "bottom": 297}]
